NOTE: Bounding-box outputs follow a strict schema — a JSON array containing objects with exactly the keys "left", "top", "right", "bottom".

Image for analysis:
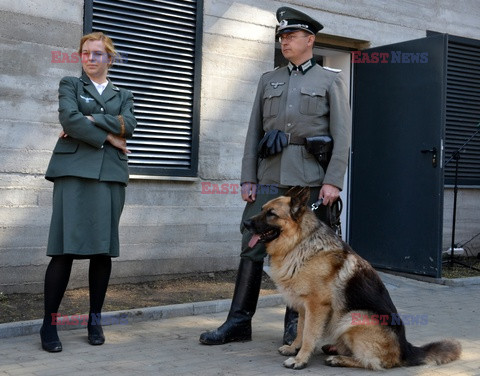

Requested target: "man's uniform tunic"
[{"left": 241, "top": 60, "right": 351, "bottom": 190}]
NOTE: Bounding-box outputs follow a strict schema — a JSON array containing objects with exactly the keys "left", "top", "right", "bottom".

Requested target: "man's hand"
[
  {"left": 241, "top": 182, "right": 257, "bottom": 202},
  {"left": 319, "top": 184, "right": 340, "bottom": 206},
  {"left": 107, "top": 133, "right": 130, "bottom": 154}
]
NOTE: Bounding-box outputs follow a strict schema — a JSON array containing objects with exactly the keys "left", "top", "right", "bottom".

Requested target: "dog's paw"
[
  {"left": 325, "top": 355, "right": 342, "bottom": 367},
  {"left": 278, "top": 344, "right": 298, "bottom": 356},
  {"left": 283, "top": 357, "right": 307, "bottom": 370}
]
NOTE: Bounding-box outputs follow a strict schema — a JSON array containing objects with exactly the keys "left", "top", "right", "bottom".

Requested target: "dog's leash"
[
  {"left": 311, "top": 197, "right": 343, "bottom": 237},
  {"left": 311, "top": 198, "right": 323, "bottom": 211}
]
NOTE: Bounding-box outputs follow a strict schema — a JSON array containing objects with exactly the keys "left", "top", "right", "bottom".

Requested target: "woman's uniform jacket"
[{"left": 45, "top": 73, "right": 136, "bottom": 185}]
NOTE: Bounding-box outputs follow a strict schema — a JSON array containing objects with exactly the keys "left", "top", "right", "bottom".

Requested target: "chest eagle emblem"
[
  {"left": 270, "top": 82, "right": 285, "bottom": 89},
  {"left": 80, "top": 95, "right": 95, "bottom": 103}
]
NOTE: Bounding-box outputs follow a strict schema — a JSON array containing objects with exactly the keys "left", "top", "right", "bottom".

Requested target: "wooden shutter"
[
  {"left": 445, "top": 35, "right": 480, "bottom": 185},
  {"left": 85, "top": 0, "right": 202, "bottom": 177}
]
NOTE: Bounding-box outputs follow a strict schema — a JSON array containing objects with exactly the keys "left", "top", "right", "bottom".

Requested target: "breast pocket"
[
  {"left": 299, "top": 87, "right": 328, "bottom": 116},
  {"left": 263, "top": 88, "right": 284, "bottom": 118}
]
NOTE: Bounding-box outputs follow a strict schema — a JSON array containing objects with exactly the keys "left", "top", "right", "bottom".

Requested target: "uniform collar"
[
  {"left": 288, "top": 58, "right": 316, "bottom": 75},
  {"left": 80, "top": 73, "right": 119, "bottom": 90},
  {"left": 80, "top": 72, "right": 119, "bottom": 105}
]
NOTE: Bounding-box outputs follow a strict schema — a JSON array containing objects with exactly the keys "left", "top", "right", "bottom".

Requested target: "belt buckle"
[{"left": 285, "top": 133, "right": 291, "bottom": 145}]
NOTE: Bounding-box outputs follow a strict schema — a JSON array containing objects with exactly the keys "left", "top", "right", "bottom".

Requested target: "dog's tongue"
[{"left": 248, "top": 234, "right": 261, "bottom": 248}]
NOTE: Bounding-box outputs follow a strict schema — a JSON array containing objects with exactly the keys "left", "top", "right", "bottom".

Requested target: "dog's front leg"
[
  {"left": 278, "top": 309, "right": 304, "bottom": 356},
  {"left": 283, "top": 302, "right": 328, "bottom": 370}
]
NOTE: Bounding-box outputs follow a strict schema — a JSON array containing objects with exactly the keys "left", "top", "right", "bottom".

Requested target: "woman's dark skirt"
[{"left": 47, "top": 177, "right": 125, "bottom": 258}]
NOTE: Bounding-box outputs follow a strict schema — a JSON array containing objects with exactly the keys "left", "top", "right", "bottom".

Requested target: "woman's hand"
[{"left": 106, "top": 133, "right": 131, "bottom": 154}]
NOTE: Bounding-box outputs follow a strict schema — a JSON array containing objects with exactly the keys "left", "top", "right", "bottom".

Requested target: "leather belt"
[{"left": 286, "top": 133, "right": 306, "bottom": 145}]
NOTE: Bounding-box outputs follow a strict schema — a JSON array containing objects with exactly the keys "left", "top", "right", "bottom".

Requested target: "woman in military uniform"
[{"left": 40, "top": 32, "right": 136, "bottom": 352}]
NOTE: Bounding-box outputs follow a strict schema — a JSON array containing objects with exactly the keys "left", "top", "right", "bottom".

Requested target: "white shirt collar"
[{"left": 92, "top": 80, "right": 108, "bottom": 95}]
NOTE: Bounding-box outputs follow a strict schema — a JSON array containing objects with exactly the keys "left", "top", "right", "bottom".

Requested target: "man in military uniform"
[{"left": 199, "top": 6, "right": 351, "bottom": 346}]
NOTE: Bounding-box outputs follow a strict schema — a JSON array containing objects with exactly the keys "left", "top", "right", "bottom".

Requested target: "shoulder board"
[
  {"left": 323, "top": 66, "right": 342, "bottom": 73},
  {"left": 263, "top": 66, "right": 285, "bottom": 77}
]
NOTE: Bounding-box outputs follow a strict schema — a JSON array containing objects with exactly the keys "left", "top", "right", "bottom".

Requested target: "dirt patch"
[
  {"left": 1, "top": 257, "right": 479, "bottom": 325},
  {"left": 441, "top": 256, "right": 480, "bottom": 279},
  {"left": 0, "top": 271, "right": 278, "bottom": 324}
]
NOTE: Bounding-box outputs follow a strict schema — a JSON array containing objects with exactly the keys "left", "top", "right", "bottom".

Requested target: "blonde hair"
[{"left": 78, "top": 32, "right": 118, "bottom": 67}]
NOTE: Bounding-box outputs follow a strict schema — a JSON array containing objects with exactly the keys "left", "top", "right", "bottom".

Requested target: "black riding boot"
[
  {"left": 199, "top": 258, "right": 263, "bottom": 345},
  {"left": 283, "top": 306, "right": 299, "bottom": 345}
]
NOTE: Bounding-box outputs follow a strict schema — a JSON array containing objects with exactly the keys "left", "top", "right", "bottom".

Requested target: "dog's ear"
[
  {"left": 287, "top": 186, "right": 310, "bottom": 220},
  {"left": 285, "top": 186, "right": 309, "bottom": 199}
]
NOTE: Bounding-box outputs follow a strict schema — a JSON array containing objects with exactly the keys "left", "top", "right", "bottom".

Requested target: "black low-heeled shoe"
[
  {"left": 40, "top": 325, "right": 62, "bottom": 353},
  {"left": 87, "top": 324, "right": 105, "bottom": 346}
]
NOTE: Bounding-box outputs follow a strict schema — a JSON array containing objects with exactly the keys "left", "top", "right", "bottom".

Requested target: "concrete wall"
[
  {"left": 1, "top": 0, "right": 479, "bottom": 293},
  {"left": 0, "top": 0, "right": 86, "bottom": 293}
]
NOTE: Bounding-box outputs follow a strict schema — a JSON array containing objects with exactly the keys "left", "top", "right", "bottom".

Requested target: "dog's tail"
[{"left": 405, "top": 339, "right": 461, "bottom": 366}]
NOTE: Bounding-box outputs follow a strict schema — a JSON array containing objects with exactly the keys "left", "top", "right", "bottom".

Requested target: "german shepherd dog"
[{"left": 244, "top": 187, "right": 461, "bottom": 370}]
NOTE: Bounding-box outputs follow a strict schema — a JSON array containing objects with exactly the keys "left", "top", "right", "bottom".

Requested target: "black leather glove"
[{"left": 257, "top": 130, "right": 288, "bottom": 158}]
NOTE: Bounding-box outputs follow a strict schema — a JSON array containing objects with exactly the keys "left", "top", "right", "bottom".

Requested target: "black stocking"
[
  {"left": 88, "top": 255, "right": 112, "bottom": 328},
  {"left": 43, "top": 255, "right": 74, "bottom": 340}
]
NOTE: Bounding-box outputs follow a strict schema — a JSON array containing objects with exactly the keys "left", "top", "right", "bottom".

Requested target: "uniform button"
[
  {"left": 100, "top": 108, "right": 104, "bottom": 112},
  {"left": 312, "top": 92, "right": 316, "bottom": 95},
  {"left": 289, "top": 104, "right": 292, "bottom": 108},
  {"left": 287, "top": 123, "right": 292, "bottom": 127}
]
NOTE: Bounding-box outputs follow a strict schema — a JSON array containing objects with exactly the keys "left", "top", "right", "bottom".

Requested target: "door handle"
[{"left": 421, "top": 147, "right": 437, "bottom": 167}]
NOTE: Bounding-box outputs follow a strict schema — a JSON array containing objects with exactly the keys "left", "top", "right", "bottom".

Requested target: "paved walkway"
[{"left": 0, "top": 273, "right": 479, "bottom": 376}]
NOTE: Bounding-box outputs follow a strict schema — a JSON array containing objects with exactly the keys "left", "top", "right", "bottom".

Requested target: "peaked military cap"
[{"left": 276, "top": 7, "right": 323, "bottom": 36}]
